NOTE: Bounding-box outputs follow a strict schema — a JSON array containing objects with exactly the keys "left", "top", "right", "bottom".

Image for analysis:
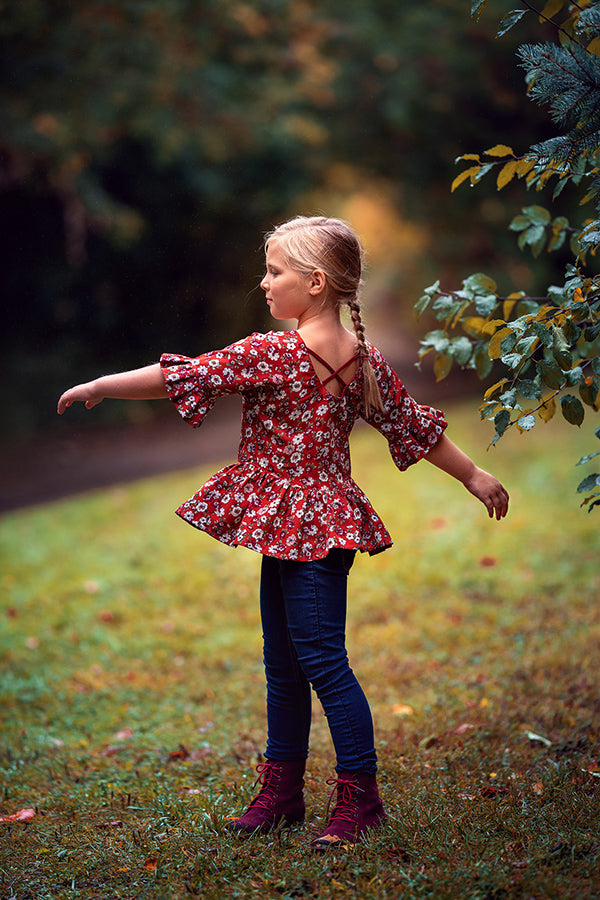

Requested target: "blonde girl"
[{"left": 58, "top": 216, "right": 508, "bottom": 849}]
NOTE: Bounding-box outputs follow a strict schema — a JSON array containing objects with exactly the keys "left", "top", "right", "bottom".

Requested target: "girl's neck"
[{"left": 295, "top": 304, "right": 356, "bottom": 355}]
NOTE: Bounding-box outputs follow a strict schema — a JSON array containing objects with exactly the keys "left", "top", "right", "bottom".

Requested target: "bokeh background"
[{"left": 1, "top": 0, "right": 570, "bottom": 505}]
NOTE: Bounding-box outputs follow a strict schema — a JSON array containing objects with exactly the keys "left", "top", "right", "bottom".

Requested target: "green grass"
[{"left": 1, "top": 403, "right": 599, "bottom": 899}]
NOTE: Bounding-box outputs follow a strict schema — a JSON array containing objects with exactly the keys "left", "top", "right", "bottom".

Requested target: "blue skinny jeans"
[{"left": 259, "top": 548, "right": 377, "bottom": 774}]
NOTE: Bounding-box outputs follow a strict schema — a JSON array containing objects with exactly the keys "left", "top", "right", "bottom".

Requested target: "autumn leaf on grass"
[
  {"left": 144, "top": 857, "right": 158, "bottom": 871},
  {"left": 0, "top": 808, "right": 36, "bottom": 824},
  {"left": 479, "top": 555, "right": 498, "bottom": 567},
  {"left": 455, "top": 723, "right": 476, "bottom": 735},
  {"left": 168, "top": 744, "right": 189, "bottom": 760},
  {"left": 113, "top": 728, "right": 134, "bottom": 741},
  {"left": 391, "top": 704, "right": 414, "bottom": 716}
]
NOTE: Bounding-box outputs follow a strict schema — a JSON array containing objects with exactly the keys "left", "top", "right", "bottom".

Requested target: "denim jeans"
[{"left": 259, "top": 548, "right": 377, "bottom": 774}]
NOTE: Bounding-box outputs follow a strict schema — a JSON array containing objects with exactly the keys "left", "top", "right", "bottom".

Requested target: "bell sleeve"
[
  {"left": 160, "top": 332, "right": 279, "bottom": 428},
  {"left": 364, "top": 345, "right": 448, "bottom": 471}
]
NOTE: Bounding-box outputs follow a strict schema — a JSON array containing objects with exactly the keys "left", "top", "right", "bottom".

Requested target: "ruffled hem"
[{"left": 173, "top": 464, "right": 393, "bottom": 561}]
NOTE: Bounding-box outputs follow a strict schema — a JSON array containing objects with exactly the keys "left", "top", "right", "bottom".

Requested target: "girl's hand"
[
  {"left": 57, "top": 381, "right": 103, "bottom": 414},
  {"left": 464, "top": 467, "right": 509, "bottom": 520}
]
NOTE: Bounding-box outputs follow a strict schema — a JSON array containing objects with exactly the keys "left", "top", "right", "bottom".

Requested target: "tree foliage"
[
  {"left": 416, "top": 0, "right": 600, "bottom": 511},
  {"left": 0, "top": 0, "right": 556, "bottom": 435}
]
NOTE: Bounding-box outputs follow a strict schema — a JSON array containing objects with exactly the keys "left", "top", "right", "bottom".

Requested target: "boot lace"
[
  {"left": 324, "top": 776, "right": 362, "bottom": 828},
  {"left": 246, "top": 762, "right": 280, "bottom": 813}
]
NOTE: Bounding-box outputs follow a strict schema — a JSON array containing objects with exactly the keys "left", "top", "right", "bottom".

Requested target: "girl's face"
[{"left": 260, "top": 242, "right": 317, "bottom": 322}]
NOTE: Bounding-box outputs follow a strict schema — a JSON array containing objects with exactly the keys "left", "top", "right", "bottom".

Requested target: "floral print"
[{"left": 160, "top": 330, "right": 447, "bottom": 561}]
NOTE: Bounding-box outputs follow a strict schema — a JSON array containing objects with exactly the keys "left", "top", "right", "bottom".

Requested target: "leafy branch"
[{"left": 415, "top": 0, "right": 600, "bottom": 510}]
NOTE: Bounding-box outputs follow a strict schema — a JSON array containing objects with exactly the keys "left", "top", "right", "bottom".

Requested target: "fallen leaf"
[
  {"left": 0, "top": 808, "right": 36, "bottom": 824},
  {"left": 533, "top": 782, "right": 544, "bottom": 795},
  {"left": 455, "top": 723, "right": 476, "bottom": 735},
  {"left": 113, "top": 728, "right": 134, "bottom": 742},
  {"left": 526, "top": 730, "right": 552, "bottom": 747},
  {"left": 25, "top": 637, "right": 39, "bottom": 649},
  {"left": 168, "top": 745, "right": 189, "bottom": 760},
  {"left": 143, "top": 857, "right": 158, "bottom": 870},
  {"left": 84, "top": 580, "right": 100, "bottom": 594},
  {"left": 479, "top": 555, "right": 498, "bottom": 567},
  {"left": 391, "top": 704, "right": 414, "bottom": 716},
  {"left": 98, "top": 610, "right": 115, "bottom": 623},
  {"left": 6, "top": 607, "right": 17, "bottom": 618}
]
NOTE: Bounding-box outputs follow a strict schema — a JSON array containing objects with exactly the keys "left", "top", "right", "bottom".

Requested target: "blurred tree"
[
  {"left": 1, "top": 0, "right": 553, "bottom": 434},
  {"left": 416, "top": 0, "right": 600, "bottom": 510}
]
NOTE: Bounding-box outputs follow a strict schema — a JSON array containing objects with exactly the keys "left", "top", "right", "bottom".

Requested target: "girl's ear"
[{"left": 308, "top": 269, "right": 327, "bottom": 295}]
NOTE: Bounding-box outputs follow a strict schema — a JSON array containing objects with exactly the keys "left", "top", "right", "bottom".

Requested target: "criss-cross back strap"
[{"left": 306, "top": 347, "right": 360, "bottom": 389}]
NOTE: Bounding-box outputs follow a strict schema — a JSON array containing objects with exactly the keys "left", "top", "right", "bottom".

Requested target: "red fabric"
[{"left": 160, "top": 330, "right": 447, "bottom": 561}]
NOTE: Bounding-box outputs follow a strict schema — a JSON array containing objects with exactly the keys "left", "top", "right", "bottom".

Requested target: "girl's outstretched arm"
[
  {"left": 425, "top": 434, "right": 509, "bottom": 520},
  {"left": 57, "top": 364, "right": 168, "bottom": 414}
]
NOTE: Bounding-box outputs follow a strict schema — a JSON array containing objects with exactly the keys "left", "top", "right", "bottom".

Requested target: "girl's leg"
[
  {"left": 225, "top": 556, "right": 310, "bottom": 835},
  {"left": 277, "top": 549, "right": 377, "bottom": 774},
  {"left": 260, "top": 555, "right": 312, "bottom": 761}
]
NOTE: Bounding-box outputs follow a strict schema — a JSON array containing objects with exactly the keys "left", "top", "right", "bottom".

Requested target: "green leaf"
[
  {"left": 577, "top": 450, "right": 600, "bottom": 466},
  {"left": 494, "top": 408, "right": 511, "bottom": 435},
  {"left": 530, "top": 321, "right": 553, "bottom": 347},
  {"left": 523, "top": 206, "right": 551, "bottom": 226},
  {"left": 509, "top": 214, "right": 532, "bottom": 231},
  {"left": 473, "top": 294, "right": 498, "bottom": 317},
  {"left": 517, "top": 379, "right": 542, "bottom": 400},
  {"left": 501, "top": 352, "right": 525, "bottom": 369},
  {"left": 560, "top": 394, "right": 585, "bottom": 426},
  {"left": 577, "top": 473, "right": 600, "bottom": 493},
  {"left": 463, "top": 273, "right": 498, "bottom": 293},
  {"left": 497, "top": 8, "right": 528, "bottom": 37},
  {"left": 471, "top": 0, "right": 489, "bottom": 19},
  {"left": 580, "top": 377, "right": 599, "bottom": 408},
  {"left": 537, "top": 360, "right": 564, "bottom": 389},
  {"left": 473, "top": 344, "right": 494, "bottom": 379},
  {"left": 517, "top": 414, "right": 536, "bottom": 430},
  {"left": 420, "top": 330, "right": 450, "bottom": 354},
  {"left": 449, "top": 336, "right": 474, "bottom": 367}
]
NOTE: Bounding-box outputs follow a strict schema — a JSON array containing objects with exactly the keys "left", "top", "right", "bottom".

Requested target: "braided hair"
[{"left": 264, "top": 216, "right": 384, "bottom": 416}]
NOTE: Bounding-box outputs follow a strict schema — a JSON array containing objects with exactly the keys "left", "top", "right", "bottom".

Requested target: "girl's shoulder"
[{"left": 234, "top": 329, "right": 301, "bottom": 356}]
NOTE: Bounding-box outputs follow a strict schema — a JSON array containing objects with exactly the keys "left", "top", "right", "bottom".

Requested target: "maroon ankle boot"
[
  {"left": 311, "top": 771, "right": 386, "bottom": 849},
  {"left": 226, "top": 759, "right": 306, "bottom": 835}
]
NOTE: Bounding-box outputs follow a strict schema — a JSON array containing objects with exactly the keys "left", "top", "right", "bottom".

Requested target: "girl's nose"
[{"left": 260, "top": 274, "right": 268, "bottom": 291}]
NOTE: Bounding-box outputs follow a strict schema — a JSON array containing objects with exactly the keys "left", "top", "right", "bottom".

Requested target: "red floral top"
[{"left": 160, "top": 330, "right": 447, "bottom": 561}]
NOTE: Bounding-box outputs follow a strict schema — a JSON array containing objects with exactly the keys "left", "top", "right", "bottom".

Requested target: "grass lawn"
[{"left": 1, "top": 402, "right": 599, "bottom": 899}]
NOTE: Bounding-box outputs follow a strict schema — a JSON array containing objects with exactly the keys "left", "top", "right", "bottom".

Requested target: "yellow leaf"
[
  {"left": 515, "top": 158, "right": 536, "bottom": 176},
  {"left": 463, "top": 316, "right": 499, "bottom": 338},
  {"left": 538, "top": 395, "right": 556, "bottom": 422},
  {"left": 451, "top": 166, "right": 481, "bottom": 192},
  {"left": 434, "top": 353, "right": 452, "bottom": 381},
  {"left": 497, "top": 159, "right": 520, "bottom": 190},
  {"left": 503, "top": 297, "right": 520, "bottom": 319},
  {"left": 392, "top": 704, "right": 415, "bottom": 716},
  {"left": 587, "top": 36, "right": 600, "bottom": 56},
  {"left": 485, "top": 144, "right": 514, "bottom": 157},
  {"left": 484, "top": 379, "right": 509, "bottom": 400},
  {"left": 459, "top": 153, "right": 481, "bottom": 162},
  {"left": 488, "top": 327, "right": 512, "bottom": 360},
  {"left": 540, "top": 0, "right": 564, "bottom": 21}
]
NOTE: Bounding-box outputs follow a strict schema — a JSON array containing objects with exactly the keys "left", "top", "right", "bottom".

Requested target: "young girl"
[{"left": 58, "top": 215, "right": 508, "bottom": 849}]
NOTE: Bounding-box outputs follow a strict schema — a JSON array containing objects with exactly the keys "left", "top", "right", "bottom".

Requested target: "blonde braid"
[{"left": 348, "top": 297, "right": 384, "bottom": 417}]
